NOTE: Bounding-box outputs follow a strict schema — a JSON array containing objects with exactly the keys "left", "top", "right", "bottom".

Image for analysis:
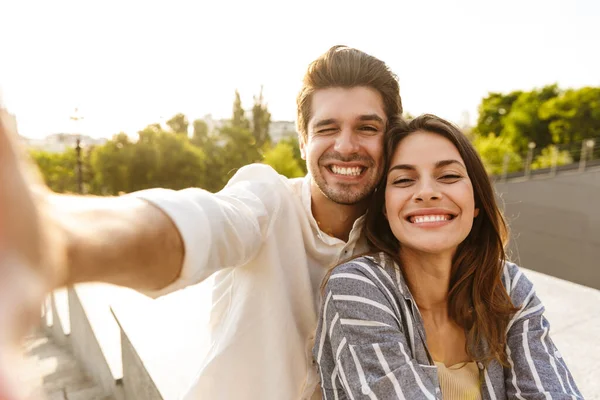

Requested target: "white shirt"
[{"left": 133, "top": 164, "right": 368, "bottom": 400}]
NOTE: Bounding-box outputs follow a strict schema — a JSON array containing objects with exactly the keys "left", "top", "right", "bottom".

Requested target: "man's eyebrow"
[
  {"left": 388, "top": 159, "right": 465, "bottom": 173},
  {"left": 358, "top": 114, "right": 384, "bottom": 124},
  {"left": 311, "top": 114, "right": 385, "bottom": 129},
  {"left": 312, "top": 118, "right": 337, "bottom": 129}
]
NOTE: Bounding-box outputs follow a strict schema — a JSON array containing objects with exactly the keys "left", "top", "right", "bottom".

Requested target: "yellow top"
[{"left": 435, "top": 361, "right": 482, "bottom": 400}]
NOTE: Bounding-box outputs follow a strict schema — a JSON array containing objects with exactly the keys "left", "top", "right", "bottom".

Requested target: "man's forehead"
[{"left": 309, "top": 87, "right": 386, "bottom": 127}]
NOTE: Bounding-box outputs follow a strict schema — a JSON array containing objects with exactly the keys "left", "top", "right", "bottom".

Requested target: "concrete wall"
[
  {"left": 68, "top": 287, "right": 124, "bottom": 400},
  {"left": 120, "top": 329, "right": 163, "bottom": 400},
  {"left": 495, "top": 167, "right": 600, "bottom": 289}
]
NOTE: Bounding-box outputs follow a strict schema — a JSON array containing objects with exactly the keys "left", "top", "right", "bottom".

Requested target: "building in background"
[
  {"left": 22, "top": 133, "right": 107, "bottom": 153},
  {"left": 202, "top": 114, "right": 297, "bottom": 143}
]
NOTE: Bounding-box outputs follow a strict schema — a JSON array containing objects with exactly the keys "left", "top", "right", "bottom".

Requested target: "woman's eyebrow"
[{"left": 388, "top": 159, "right": 465, "bottom": 173}]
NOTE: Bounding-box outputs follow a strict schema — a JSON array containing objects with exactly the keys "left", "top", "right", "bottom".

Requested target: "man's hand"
[{"left": 0, "top": 106, "right": 65, "bottom": 399}]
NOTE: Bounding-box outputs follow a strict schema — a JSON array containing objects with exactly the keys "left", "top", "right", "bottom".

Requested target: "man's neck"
[{"left": 310, "top": 183, "right": 368, "bottom": 242}]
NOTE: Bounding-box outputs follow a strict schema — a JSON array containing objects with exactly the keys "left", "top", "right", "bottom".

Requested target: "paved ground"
[
  {"left": 18, "top": 329, "right": 113, "bottom": 400},
  {"left": 524, "top": 268, "right": 600, "bottom": 399}
]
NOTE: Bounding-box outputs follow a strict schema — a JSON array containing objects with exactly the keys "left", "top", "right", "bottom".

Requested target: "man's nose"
[{"left": 334, "top": 128, "right": 359, "bottom": 155}]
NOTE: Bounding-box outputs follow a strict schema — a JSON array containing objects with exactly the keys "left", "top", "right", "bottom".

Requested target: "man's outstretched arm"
[
  {"left": 49, "top": 193, "right": 185, "bottom": 292},
  {"left": 0, "top": 108, "right": 185, "bottom": 293}
]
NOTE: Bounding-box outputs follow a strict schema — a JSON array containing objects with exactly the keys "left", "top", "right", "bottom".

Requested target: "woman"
[{"left": 313, "top": 115, "right": 582, "bottom": 399}]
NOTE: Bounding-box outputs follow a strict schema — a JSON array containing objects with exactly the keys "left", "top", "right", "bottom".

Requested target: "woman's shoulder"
[
  {"left": 502, "top": 260, "right": 536, "bottom": 306},
  {"left": 327, "top": 252, "right": 400, "bottom": 292}
]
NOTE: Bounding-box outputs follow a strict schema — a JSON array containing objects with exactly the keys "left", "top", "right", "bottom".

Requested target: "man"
[{"left": 0, "top": 45, "right": 402, "bottom": 399}]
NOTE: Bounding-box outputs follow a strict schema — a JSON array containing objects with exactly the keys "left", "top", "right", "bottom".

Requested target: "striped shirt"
[{"left": 313, "top": 253, "right": 583, "bottom": 399}]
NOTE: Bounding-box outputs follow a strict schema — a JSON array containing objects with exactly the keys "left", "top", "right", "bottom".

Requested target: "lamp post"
[
  {"left": 525, "top": 142, "right": 536, "bottom": 178},
  {"left": 579, "top": 139, "right": 596, "bottom": 172},
  {"left": 70, "top": 108, "right": 84, "bottom": 194}
]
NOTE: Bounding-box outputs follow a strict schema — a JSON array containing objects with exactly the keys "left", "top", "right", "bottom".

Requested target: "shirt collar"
[{"left": 301, "top": 173, "right": 365, "bottom": 246}]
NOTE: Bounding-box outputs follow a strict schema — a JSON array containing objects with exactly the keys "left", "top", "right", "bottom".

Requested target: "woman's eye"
[
  {"left": 440, "top": 174, "right": 461, "bottom": 181},
  {"left": 392, "top": 178, "right": 414, "bottom": 185}
]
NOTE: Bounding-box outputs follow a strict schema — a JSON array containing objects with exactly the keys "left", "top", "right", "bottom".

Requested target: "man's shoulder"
[{"left": 225, "top": 164, "right": 303, "bottom": 198}]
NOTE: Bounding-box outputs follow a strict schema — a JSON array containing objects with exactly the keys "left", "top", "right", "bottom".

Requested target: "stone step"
[{"left": 19, "top": 329, "right": 114, "bottom": 400}]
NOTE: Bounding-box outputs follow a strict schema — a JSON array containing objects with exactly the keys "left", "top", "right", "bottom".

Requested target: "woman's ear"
[{"left": 474, "top": 207, "right": 480, "bottom": 218}]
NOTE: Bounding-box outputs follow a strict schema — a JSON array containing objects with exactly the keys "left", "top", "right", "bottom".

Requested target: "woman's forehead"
[{"left": 392, "top": 131, "right": 463, "bottom": 166}]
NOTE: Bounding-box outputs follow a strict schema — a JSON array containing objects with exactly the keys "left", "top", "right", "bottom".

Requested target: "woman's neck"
[{"left": 400, "top": 249, "right": 453, "bottom": 315}]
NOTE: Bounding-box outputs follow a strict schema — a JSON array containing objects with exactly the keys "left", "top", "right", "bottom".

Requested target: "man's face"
[{"left": 301, "top": 87, "right": 386, "bottom": 205}]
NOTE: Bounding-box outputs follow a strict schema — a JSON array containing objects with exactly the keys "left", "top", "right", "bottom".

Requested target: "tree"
[
  {"left": 218, "top": 124, "right": 262, "bottom": 178},
  {"left": 89, "top": 132, "right": 134, "bottom": 195},
  {"left": 232, "top": 90, "right": 250, "bottom": 130},
  {"left": 475, "top": 91, "right": 522, "bottom": 137},
  {"left": 191, "top": 118, "right": 209, "bottom": 147},
  {"left": 252, "top": 86, "right": 271, "bottom": 148},
  {"left": 472, "top": 133, "right": 523, "bottom": 176},
  {"left": 263, "top": 141, "right": 305, "bottom": 178},
  {"left": 166, "top": 113, "right": 189, "bottom": 136},
  {"left": 531, "top": 145, "right": 573, "bottom": 170},
  {"left": 277, "top": 135, "right": 307, "bottom": 174},
  {"left": 539, "top": 87, "right": 600, "bottom": 148},
  {"left": 501, "top": 84, "right": 560, "bottom": 152},
  {"left": 30, "top": 148, "right": 79, "bottom": 193}
]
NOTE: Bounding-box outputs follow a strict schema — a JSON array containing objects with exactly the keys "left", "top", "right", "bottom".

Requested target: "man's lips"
[{"left": 326, "top": 164, "right": 366, "bottom": 177}]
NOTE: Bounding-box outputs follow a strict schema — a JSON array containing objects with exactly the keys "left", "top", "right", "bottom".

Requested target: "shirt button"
[
  {"left": 361, "top": 385, "right": 370, "bottom": 395},
  {"left": 555, "top": 350, "right": 562, "bottom": 359}
]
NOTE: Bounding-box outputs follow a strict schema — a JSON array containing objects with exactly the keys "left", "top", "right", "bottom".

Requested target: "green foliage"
[
  {"left": 191, "top": 119, "right": 209, "bottom": 147},
  {"left": 166, "top": 113, "right": 189, "bottom": 135},
  {"left": 474, "top": 85, "right": 599, "bottom": 163},
  {"left": 475, "top": 91, "right": 522, "bottom": 137},
  {"left": 539, "top": 87, "right": 600, "bottom": 146},
  {"left": 277, "top": 135, "right": 307, "bottom": 174},
  {"left": 30, "top": 148, "right": 79, "bottom": 193},
  {"left": 262, "top": 141, "right": 305, "bottom": 178},
  {"left": 232, "top": 90, "right": 250, "bottom": 130},
  {"left": 472, "top": 134, "right": 523, "bottom": 175},
  {"left": 89, "top": 133, "right": 133, "bottom": 194},
  {"left": 500, "top": 85, "right": 560, "bottom": 152},
  {"left": 252, "top": 86, "right": 271, "bottom": 147},
  {"left": 531, "top": 145, "right": 573, "bottom": 170}
]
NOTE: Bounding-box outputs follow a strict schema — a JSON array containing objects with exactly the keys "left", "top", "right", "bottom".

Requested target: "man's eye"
[
  {"left": 317, "top": 128, "right": 337, "bottom": 134},
  {"left": 359, "top": 126, "right": 378, "bottom": 133}
]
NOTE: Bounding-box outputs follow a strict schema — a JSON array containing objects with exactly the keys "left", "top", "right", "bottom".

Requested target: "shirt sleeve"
[
  {"left": 130, "top": 164, "right": 285, "bottom": 298},
  {"left": 503, "top": 263, "right": 584, "bottom": 399},
  {"left": 314, "top": 260, "right": 437, "bottom": 400}
]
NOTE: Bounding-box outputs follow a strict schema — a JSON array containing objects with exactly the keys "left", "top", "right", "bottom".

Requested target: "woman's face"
[{"left": 384, "top": 130, "right": 479, "bottom": 257}]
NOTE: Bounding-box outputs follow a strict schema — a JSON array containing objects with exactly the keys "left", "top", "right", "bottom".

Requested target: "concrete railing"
[
  {"left": 68, "top": 285, "right": 126, "bottom": 400},
  {"left": 42, "top": 278, "right": 214, "bottom": 400}
]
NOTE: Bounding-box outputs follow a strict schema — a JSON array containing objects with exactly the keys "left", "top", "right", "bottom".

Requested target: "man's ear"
[{"left": 299, "top": 136, "right": 307, "bottom": 160}]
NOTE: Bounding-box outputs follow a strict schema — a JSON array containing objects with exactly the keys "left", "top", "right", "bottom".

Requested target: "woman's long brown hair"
[{"left": 364, "top": 114, "right": 519, "bottom": 366}]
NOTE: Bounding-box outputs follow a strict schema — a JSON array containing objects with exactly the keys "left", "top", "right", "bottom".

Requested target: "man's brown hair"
[{"left": 296, "top": 45, "right": 402, "bottom": 141}]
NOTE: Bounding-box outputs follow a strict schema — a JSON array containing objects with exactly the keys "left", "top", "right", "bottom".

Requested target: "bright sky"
[{"left": 1, "top": 0, "right": 598, "bottom": 139}]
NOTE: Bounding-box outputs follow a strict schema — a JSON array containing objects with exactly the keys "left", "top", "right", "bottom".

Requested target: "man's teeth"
[
  {"left": 331, "top": 166, "right": 363, "bottom": 176},
  {"left": 411, "top": 215, "right": 451, "bottom": 224}
]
